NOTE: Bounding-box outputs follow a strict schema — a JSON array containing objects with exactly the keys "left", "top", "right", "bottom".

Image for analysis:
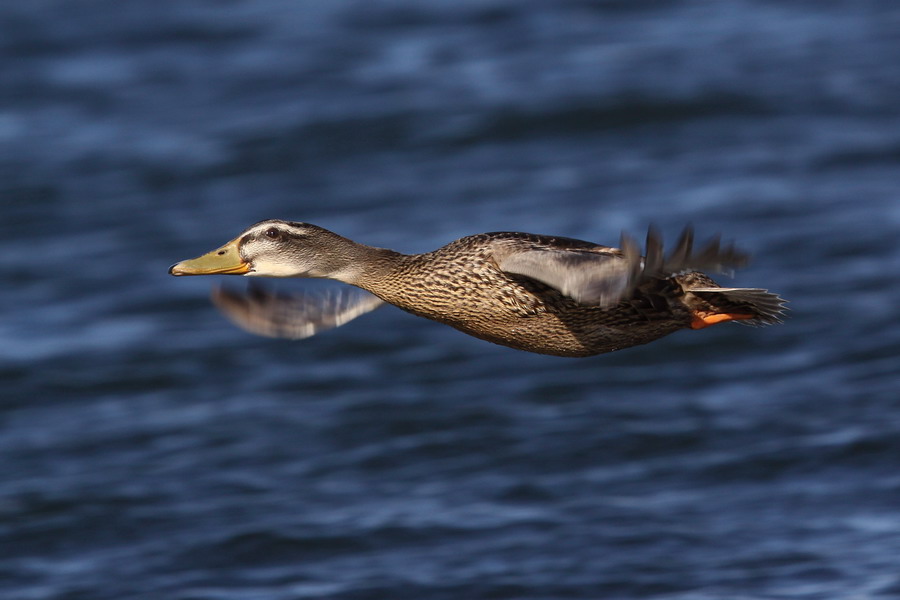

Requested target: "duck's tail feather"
[{"left": 689, "top": 287, "right": 788, "bottom": 326}]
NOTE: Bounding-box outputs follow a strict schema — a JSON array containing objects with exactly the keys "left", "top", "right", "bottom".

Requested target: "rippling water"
[{"left": 2, "top": 1, "right": 900, "bottom": 599}]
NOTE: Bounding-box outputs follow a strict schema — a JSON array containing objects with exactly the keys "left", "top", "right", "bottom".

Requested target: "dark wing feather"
[{"left": 210, "top": 283, "right": 384, "bottom": 339}]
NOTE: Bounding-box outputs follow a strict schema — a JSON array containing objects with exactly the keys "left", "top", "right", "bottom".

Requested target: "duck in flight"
[{"left": 169, "top": 220, "right": 786, "bottom": 357}]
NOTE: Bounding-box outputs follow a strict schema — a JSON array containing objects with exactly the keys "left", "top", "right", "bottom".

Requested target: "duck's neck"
[{"left": 328, "top": 241, "right": 407, "bottom": 291}]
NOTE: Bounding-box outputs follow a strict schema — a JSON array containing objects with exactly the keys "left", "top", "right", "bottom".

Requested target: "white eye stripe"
[{"left": 249, "top": 223, "right": 309, "bottom": 238}]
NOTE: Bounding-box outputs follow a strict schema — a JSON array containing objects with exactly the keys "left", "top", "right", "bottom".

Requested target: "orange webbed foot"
[{"left": 690, "top": 312, "right": 755, "bottom": 330}]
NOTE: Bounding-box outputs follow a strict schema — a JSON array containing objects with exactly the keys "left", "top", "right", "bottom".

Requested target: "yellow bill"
[{"left": 168, "top": 237, "right": 250, "bottom": 276}]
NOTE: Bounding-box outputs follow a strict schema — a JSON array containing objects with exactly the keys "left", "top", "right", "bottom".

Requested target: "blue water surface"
[{"left": 2, "top": 1, "right": 899, "bottom": 599}]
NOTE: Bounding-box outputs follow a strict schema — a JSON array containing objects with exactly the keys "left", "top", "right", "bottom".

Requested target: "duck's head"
[{"left": 169, "top": 220, "right": 358, "bottom": 279}]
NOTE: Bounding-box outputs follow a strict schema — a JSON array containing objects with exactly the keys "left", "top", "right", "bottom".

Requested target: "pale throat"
[{"left": 246, "top": 256, "right": 310, "bottom": 277}]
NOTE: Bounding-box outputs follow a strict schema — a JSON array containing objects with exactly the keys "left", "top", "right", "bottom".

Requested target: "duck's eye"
[{"left": 264, "top": 227, "right": 280, "bottom": 240}]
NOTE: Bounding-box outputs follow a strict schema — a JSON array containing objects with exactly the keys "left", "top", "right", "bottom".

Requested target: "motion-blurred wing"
[
  {"left": 498, "top": 248, "right": 632, "bottom": 306},
  {"left": 498, "top": 226, "right": 751, "bottom": 307},
  {"left": 655, "top": 226, "right": 749, "bottom": 278},
  {"left": 211, "top": 283, "right": 384, "bottom": 339}
]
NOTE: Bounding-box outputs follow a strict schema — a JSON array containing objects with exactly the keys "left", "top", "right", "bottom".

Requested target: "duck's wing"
[
  {"left": 497, "top": 245, "right": 636, "bottom": 307},
  {"left": 497, "top": 226, "right": 750, "bottom": 307},
  {"left": 210, "top": 283, "right": 384, "bottom": 339}
]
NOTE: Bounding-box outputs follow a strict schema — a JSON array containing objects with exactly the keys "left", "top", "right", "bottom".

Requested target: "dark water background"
[{"left": 2, "top": 1, "right": 900, "bottom": 598}]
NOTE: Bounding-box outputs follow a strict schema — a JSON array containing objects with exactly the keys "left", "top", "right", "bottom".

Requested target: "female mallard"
[{"left": 169, "top": 220, "right": 786, "bottom": 357}]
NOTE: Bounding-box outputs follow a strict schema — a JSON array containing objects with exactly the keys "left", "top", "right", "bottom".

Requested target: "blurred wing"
[
  {"left": 211, "top": 283, "right": 384, "bottom": 339},
  {"left": 653, "top": 226, "right": 750, "bottom": 278},
  {"left": 498, "top": 248, "right": 632, "bottom": 307},
  {"left": 498, "top": 226, "right": 750, "bottom": 307}
]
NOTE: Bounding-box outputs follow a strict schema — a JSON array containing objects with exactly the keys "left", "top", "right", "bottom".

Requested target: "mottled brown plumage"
[{"left": 169, "top": 220, "right": 787, "bottom": 357}]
